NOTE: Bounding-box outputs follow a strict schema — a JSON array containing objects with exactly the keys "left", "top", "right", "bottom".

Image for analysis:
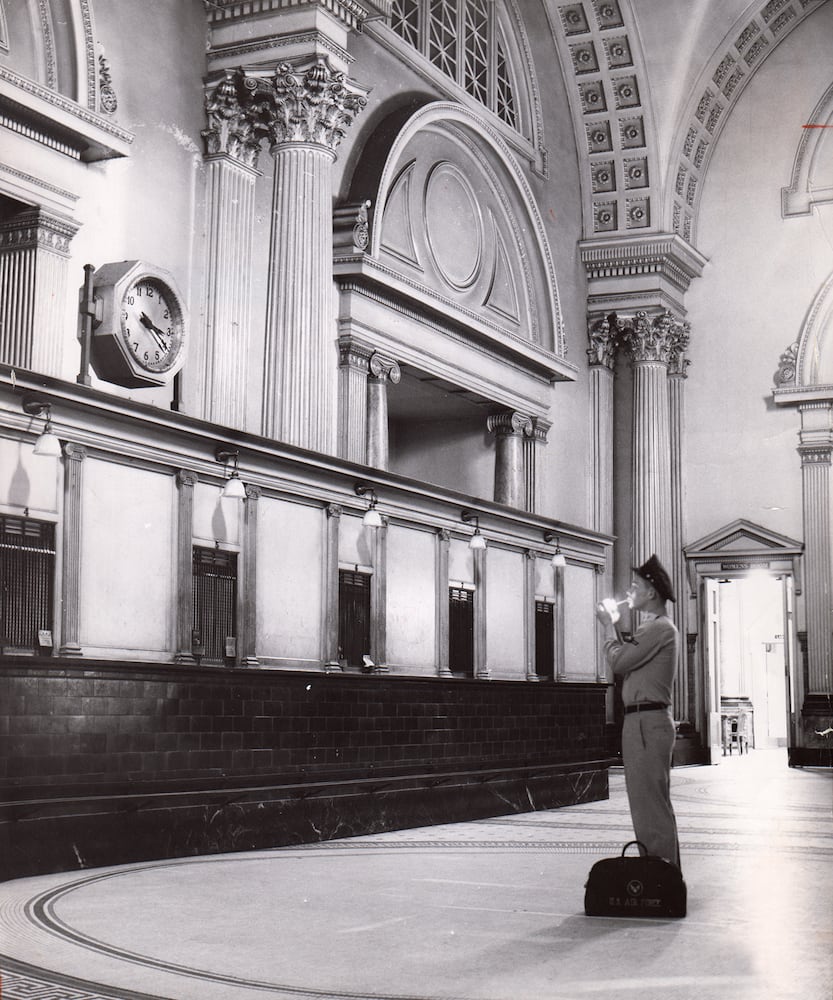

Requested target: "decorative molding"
[
  {"left": 205, "top": 0, "right": 391, "bottom": 31},
  {"left": 0, "top": 65, "right": 134, "bottom": 160},
  {"left": 98, "top": 53, "right": 118, "bottom": 114},
  {"left": 0, "top": 208, "right": 80, "bottom": 256}
]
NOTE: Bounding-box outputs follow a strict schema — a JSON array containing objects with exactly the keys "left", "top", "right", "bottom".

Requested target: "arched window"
[{"left": 391, "top": 0, "right": 520, "bottom": 132}]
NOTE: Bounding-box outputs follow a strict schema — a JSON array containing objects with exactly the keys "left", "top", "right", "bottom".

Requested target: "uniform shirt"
[{"left": 603, "top": 613, "right": 679, "bottom": 706}]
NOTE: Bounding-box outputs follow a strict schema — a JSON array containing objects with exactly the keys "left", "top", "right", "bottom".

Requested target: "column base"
[
  {"left": 323, "top": 660, "right": 344, "bottom": 673},
  {"left": 59, "top": 644, "right": 83, "bottom": 657}
]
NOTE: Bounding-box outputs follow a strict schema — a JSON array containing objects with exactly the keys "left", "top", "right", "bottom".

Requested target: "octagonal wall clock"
[{"left": 86, "top": 260, "right": 188, "bottom": 388}]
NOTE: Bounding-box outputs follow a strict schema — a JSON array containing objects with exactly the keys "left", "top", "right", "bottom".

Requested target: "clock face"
[{"left": 119, "top": 277, "right": 184, "bottom": 374}]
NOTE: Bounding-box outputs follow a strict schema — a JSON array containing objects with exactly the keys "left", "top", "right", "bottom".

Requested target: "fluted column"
[
  {"left": 253, "top": 60, "right": 368, "bottom": 454},
  {"left": 798, "top": 403, "right": 833, "bottom": 693},
  {"left": 241, "top": 484, "right": 261, "bottom": 666},
  {"left": 367, "top": 353, "right": 401, "bottom": 470},
  {"left": 621, "top": 311, "right": 676, "bottom": 569},
  {"left": 174, "top": 470, "right": 198, "bottom": 664},
  {"left": 60, "top": 444, "right": 86, "bottom": 656},
  {"left": 0, "top": 208, "right": 79, "bottom": 376},
  {"left": 487, "top": 410, "right": 532, "bottom": 508},
  {"left": 201, "top": 72, "right": 262, "bottom": 428}
]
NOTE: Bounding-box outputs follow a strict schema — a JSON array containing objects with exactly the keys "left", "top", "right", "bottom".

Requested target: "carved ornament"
[
  {"left": 242, "top": 59, "right": 368, "bottom": 152},
  {"left": 774, "top": 341, "right": 799, "bottom": 387},
  {"left": 587, "top": 313, "right": 618, "bottom": 369},
  {"left": 368, "top": 352, "right": 401, "bottom": 384},
  {"left": 203, "top": 70, "right": 264, "bottom": 168},
  {"left": 618, "top": 309, "right": 690, "bottom": 366},
  {"left": 487, "top": 411, "right": 533, "bottom": 437}
]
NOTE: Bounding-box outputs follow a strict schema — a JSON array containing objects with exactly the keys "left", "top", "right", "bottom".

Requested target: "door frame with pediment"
[{"left": 684, "top": 520, "right": 803, "bottom": 762}]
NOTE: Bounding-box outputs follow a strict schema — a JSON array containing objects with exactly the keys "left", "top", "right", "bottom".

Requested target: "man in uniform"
[{"left": 596, "top": 555, "right": 681, "bottom": 868}]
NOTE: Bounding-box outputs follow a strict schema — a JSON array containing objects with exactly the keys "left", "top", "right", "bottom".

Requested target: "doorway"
[
  {"left": 713, "top": 572, "right": 790, "bottom": 750},
  {"left": 685, "top": 518, "right": 802, "bottom": 766}
]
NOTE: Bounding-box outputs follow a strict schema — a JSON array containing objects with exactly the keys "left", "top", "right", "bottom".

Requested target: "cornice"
[
  {"left": 0, "top": 66, "right": 133, "bottom": 161},
  {"left": 204, "top": 0, "right": 390, "bottom": 30},
  {"left": 579, "top": 232, "right": 708, "bottom": 291},
  {"left": 334, "top": 256, "right": 577, "bottom": 384}
]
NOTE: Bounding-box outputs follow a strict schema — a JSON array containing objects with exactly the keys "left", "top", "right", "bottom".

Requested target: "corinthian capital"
[
  {"left": 620, "top": 310, "right": 689, "bottom": 365},
  {"left": 203, "top": 70, "right": 264, "bottom": 168},
  {"left": 587, "top": 313, "right": 619, "bottom": 369},
  {"left": 244, "top": 58, "right": 368, "bottom": 152}
]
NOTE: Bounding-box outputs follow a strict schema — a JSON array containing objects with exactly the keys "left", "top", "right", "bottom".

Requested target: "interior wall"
[{"left": 685, "top": 5, "right": 833, "bottom": 548}]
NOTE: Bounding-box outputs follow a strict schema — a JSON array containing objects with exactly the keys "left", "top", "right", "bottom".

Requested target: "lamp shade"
[
  {"left": 33, "top": 429, "right": 62, "bottom": 457},
  {"left": 469, "top": 530, "right": 487, "bottom": 551},
  {"left": 363, "top": 506, "right": 383, "bottom": 528},
  {"left": 551, "top": 551, "right": 566, "bottom": 568},
  {"left": 222, "top": 473, "right": 247, "bottom": 500}
]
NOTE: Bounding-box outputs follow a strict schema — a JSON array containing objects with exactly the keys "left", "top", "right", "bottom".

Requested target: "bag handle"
[{"left": 621, "top": 840, "right": 649, "bottom": 857}]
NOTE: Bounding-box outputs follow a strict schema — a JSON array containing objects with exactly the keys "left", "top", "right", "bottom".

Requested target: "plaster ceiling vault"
[{"left": 546, "top": 0, "right": 828, "bottom": 242}]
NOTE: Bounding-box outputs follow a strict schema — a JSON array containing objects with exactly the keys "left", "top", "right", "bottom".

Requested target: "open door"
[
  {"left": 782, "top": 574, "right": 798, "bottom": 750},
  {"left": 703, "top": 576, "right": 723, "bottom": 763}
]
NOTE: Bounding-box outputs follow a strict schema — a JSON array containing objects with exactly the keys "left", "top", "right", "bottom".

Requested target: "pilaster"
[
  {"left": 337, "top": 334, "right": 374, "bottom": 463},
  {"left": 240, "top": 484, "right": 262, "bottom": 666},
  {"left": 587, "top": 312, "right": 617, "bottom": 536},
  {"left": 370, "top": 516, "right": 389, "bottom": 671},
  {"left": 60, "top": 443, "right": 86, "bottom": 657},
  {"left": 436, "top": 528, "right": 451, "bottom": 677},
  {"left": 201, "top": 71, "right": 262, "bottom": 429},
  {"left": 668, "top": 326, "right": 691, "bottom": 720},
  {"left": 473, "top": 545, "right": 488, "bottom": 679},
  {"left": 523, "top": 417, "right": 551, "bottom": 515},
  {"left": 323, "top": 503, "right": 342, "bottom": 671},
  {"left": 798, "top": 402, "right": 833, "bottom": 694},
  {"left": 174, "top": 470, "right": 198, "bottom": 664},
  {"left": 0, "top": 208, "right": 79, "bottom": 376}
]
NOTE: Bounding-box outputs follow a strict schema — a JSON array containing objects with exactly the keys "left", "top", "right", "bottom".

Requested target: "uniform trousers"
[{"left": 621, "top": 707, "right": 680, "bottom": 868}]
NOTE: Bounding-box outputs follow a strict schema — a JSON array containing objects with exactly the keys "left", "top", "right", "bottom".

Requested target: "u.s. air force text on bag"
[{"left": 584, "top": 840, "right": 687, "bottom": 918}]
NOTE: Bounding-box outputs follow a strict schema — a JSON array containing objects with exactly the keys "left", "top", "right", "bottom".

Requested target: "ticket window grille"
[
  {"left": 192, "top": 547, "right": 237, "bottom": 662},
  {"left": 0, "top": 516, "right": 55, "bottom": 651},
  {"left": 535, "top": 600, "right": 555, "bottom": 680},
  {"left": 449, "top": 586, "right": 474, "bottom": 677},
  {"left": 338, "top": 570, "right": 371, "bottom": 669}
]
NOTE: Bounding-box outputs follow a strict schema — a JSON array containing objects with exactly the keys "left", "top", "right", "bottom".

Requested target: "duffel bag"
[{"left": 584, "top": 840, "right": 686, "bottom": 918}]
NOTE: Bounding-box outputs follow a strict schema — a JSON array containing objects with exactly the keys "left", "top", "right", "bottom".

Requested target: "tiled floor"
[{"left": 0, "top": 748, "right": 830, "bottom": 1000}]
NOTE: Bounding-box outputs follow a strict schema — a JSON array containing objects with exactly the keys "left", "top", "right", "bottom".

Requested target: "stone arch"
[
  {"left": 665, "top": 0, "right": 826, "bottom": 243},
  {"left": 362, "top": 101, "right": 565, "bottom": 358},
  {"left": 782, "top": 81, "right": 833, "bottom": 218}
]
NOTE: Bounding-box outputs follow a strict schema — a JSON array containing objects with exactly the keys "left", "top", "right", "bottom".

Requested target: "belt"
[{"left": 624, "top": 701, "right": 669, "bottom": 714}]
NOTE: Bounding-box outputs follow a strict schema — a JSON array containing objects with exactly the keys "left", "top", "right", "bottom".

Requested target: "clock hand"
[{"left": 139, "top": 312, "right": 169, "bottom": 351}]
